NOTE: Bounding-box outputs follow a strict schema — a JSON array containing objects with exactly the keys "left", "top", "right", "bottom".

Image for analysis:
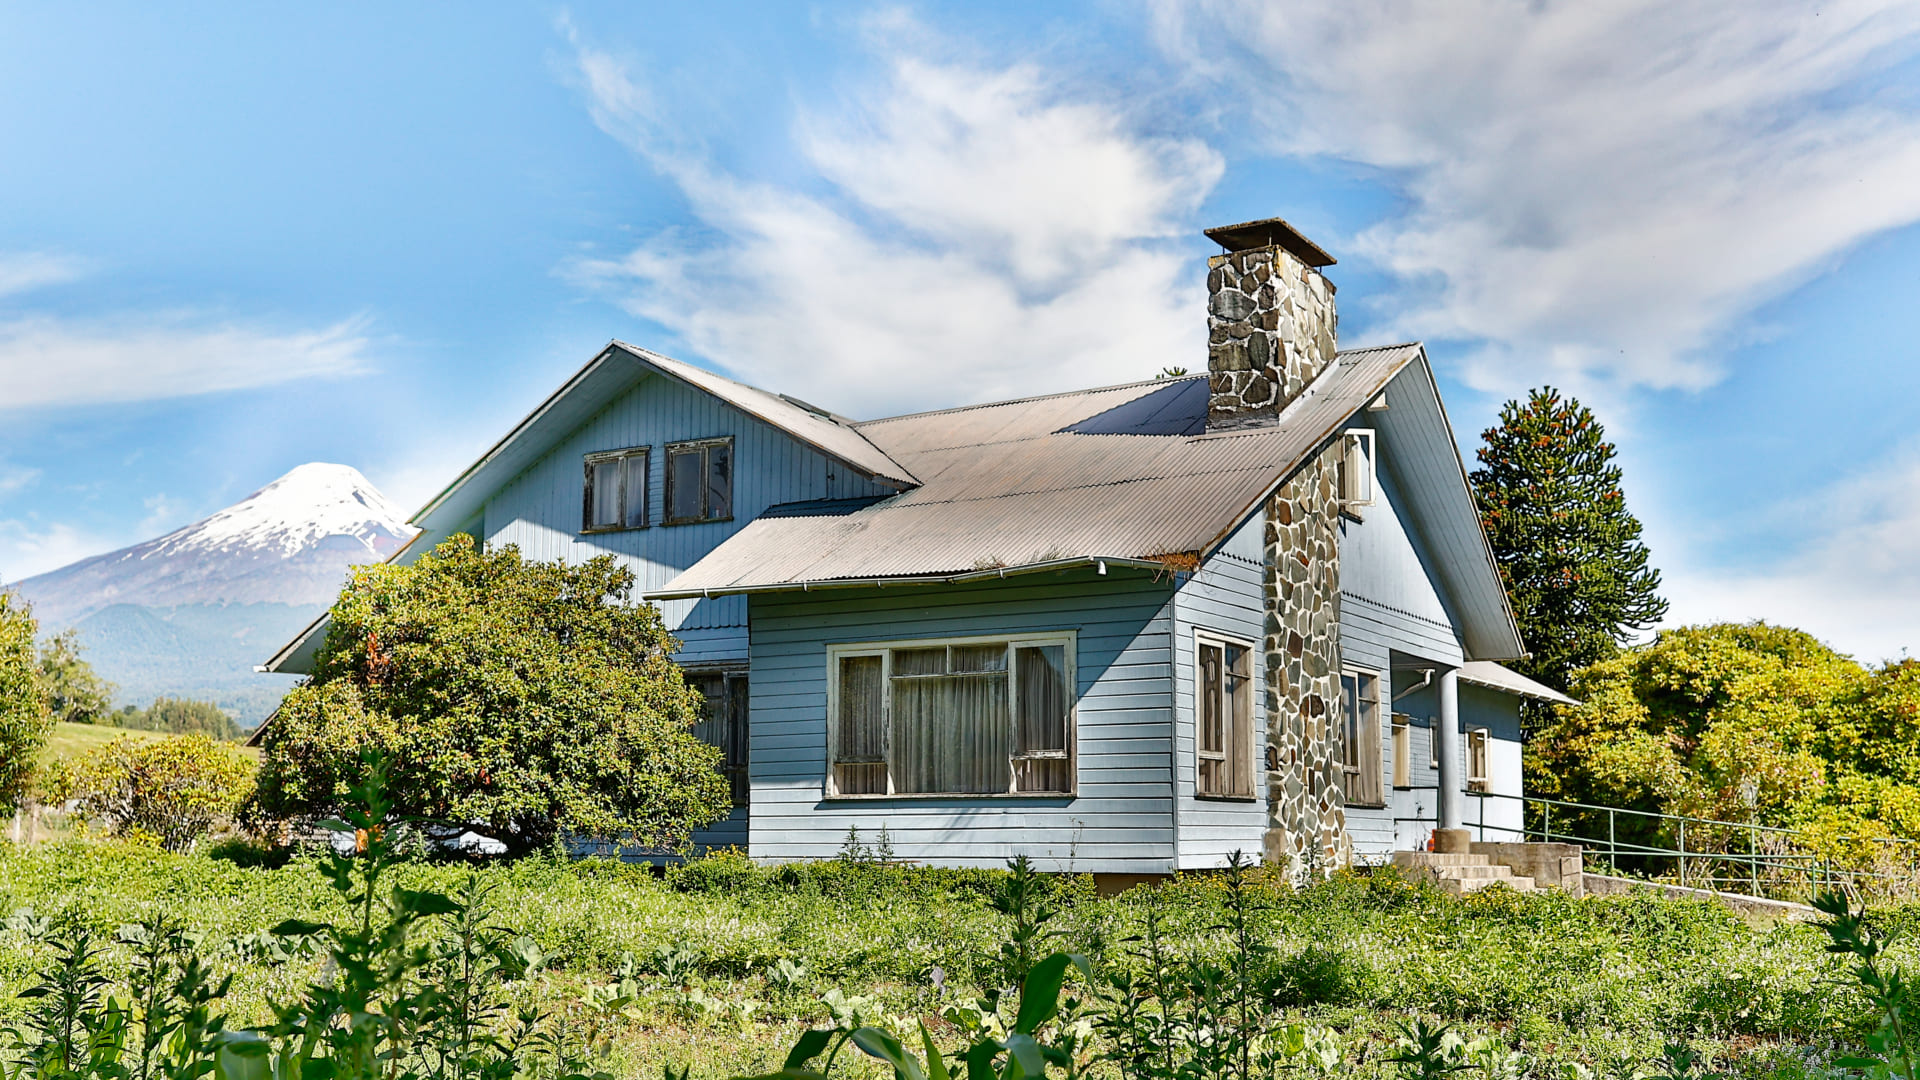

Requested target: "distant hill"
[{"left": 7, "top": 464, "right": 414, "bottom": 726}]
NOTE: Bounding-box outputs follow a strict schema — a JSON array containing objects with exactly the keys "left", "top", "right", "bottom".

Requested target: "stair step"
[
  {"left": 1439, "top": 874, "right": 1537, "bottom": 895},
  {"left": 1392, "top": 852, "right": 1490, "bottom": 869}
]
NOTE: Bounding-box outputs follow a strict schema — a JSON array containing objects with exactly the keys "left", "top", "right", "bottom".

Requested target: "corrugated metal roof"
[
  {"left": 652, "top": 344, "right": 1419, "bottom": 597},
  {"left": 1457, "top": 661, "right": 1579, "bottom": 706}
]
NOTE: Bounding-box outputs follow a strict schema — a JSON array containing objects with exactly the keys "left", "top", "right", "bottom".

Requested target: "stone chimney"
[{"left": 1204, "top": 217, "right": 1337, "bottom": 430}]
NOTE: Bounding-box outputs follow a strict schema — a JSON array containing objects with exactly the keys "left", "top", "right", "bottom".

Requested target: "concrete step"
[
  {"left": 1391, "top": 849, "right": 1539, "bottom": 894},
  {"left": 1438, "top": 874, "right": 1537, "bottom": 895},
  {"left": 1391, "top": 851, "right": 1491, "bottom": 869}
]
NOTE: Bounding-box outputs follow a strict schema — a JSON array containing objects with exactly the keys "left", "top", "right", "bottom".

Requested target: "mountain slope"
[{"left": 7, "top": 463, "right": 415, "bottom": 724}]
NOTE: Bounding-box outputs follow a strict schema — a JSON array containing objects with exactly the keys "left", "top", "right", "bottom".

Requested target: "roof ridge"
[{"left": 855, "top": 374, "right": 1205, "bottom": 427}]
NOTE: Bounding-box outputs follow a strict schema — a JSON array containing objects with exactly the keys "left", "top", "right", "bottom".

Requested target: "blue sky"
[{"left": 4, "top": 2, "right": 1920, "bottom": 659}]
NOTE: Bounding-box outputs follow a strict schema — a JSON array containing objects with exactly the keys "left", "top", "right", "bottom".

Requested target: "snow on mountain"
[{"left": 9, "top": 463, "right": 416, "bottom": 628}]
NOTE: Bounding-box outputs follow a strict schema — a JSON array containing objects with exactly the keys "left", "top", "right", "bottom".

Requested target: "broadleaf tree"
[
  {"left": 36, "top": 629, "right": 114, "bottom": 725},
  {"left": 0, "top": 593, "right": 53, "bottom": 812},
  {"left": 1470, "top": 387, "right": 1667, "bottom": 692},
  {"left": 253, "top": 536, "right": 730, "bottom": 854}
]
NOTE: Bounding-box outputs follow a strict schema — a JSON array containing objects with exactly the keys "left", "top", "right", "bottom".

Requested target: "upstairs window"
[
  {"left": 828, "top": 634, "right": 1075, "bottom": 797},
  {"left": 1338, "top": 668, "right": 1384, "bottom": 807},
  {"left": 582, "top": 447, "right": 648, "bottom": 533},
  {"left": 1337, "top": 429, "right": 1375, "bottom": 511},
  {"left": 1196, "top": 633, "right": 1255, "bottom": 799},
  {"left": 688, "top": 669, "right": 750, "bottom": 807},
  {"left": 666, "top": 437, "right": 733, "bottom": 525}
]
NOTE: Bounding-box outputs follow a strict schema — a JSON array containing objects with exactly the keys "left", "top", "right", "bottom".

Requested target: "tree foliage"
[
  {"left": 1471, "top": 388, "right": 1667, "bottom": 690},
  {"left": 0, "top": 593, "right": 53, "bottom": 814},
  {"left": 115, "top": 696, "right": 242, "bottom": 740},
  {"left": 35, "top": 628, "right": 114, "bottom": 725},
  {"left": 1530, "top": 622, "right": 1920, "bottom": 851},
  {"left": 44, "top": 732, "right": 256, "bottom": 852},
  {"left": 252, "top": 535, "right": 729, "bottom": 854}
]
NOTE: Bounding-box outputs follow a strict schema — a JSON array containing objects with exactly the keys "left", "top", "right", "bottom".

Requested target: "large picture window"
[
  {"left": 665, "top": 437, "right": 733, "bottom": 525},
  {"left": 1338, "top": 668, "right": 1384, "bottom": 807},
  {"left": 687, "top": 669, "right": 749, "bottom": 807},
  {"left": 1196, "top": 632, "right": 1254, "bottom": 799},
  {"left": 582, "top": 447, "right": 648, "bottom": 533},
  {"left": 827, "top": 634, "right": 1075, "bottom": 797}
]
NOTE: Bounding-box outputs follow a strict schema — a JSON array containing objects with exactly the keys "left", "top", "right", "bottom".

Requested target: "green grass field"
[
  {"left": 37, "top": 720, "right": 260, "bottom": 765},
  {"left": 0, "top": 843, "right": 1884, "bottom": 1078}
]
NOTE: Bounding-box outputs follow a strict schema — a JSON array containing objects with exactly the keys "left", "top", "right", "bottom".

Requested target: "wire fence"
[{"left": 1399, "top": 791, "right": 1920, "bottom": 903}]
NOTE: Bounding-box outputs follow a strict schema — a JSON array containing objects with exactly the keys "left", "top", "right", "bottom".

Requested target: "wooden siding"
[
  {"left": 481, "top": 369, "right": 895, "bottom": 640},
  {"left": 1171, "top": 509, "right": 1268, "bottom": 868},
  {"left": 748, "top": 568, "right": 1178, "bottom": 872}
]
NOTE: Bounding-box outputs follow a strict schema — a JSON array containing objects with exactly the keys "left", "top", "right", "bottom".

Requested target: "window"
[
  {"left": 1196, "top": 633, "right": 1255, "bottom": 799},
  {"left": 1467, "top": 727, "right": 1490, "bottom": 793},
  {"left": 665, "top": 438, "right": 733, "bottom": 525},
  {"left": 1337, "top": 429, "right": 1376, "bottom": 511},
  {"left": 827, "top": 634, "right": 1074, "bottom": 797},
  {"left": 581, "top": 447, "right": 648, "bottom": 533},
  {"left": 1391, "top": 714, "right": 1411, "bottom": 788},
  {"left": 688, "top": 670, "right": 750, "bottom": 806},
  {"left": 1338, "top": 669, "right": 1384, "bottom": 807}
]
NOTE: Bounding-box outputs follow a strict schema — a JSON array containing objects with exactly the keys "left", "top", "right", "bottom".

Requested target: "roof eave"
[{"left": 645, "top": 555, "right": 1170, "bottom": 601}]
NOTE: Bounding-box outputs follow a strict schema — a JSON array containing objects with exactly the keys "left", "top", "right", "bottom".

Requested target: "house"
[{"left": 264, "top": 215, "right": 1572, "bottom": 880}]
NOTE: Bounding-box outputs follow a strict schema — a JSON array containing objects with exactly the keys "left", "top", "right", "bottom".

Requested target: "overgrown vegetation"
[
  {"left": 110, "top": 698, "right": 242, "bottom": 741},
  {"left": 252, "top": 536, "right": 730, "bottom": 855},
  {"left": 0, "top": 594, "right": 53, "bottom": 814},
  {"left": 40, "top": 733, "right": 256, "bottom": 853}
]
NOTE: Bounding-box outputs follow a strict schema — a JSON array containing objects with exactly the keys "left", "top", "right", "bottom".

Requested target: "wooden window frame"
[
  {"left": 1391, "top": 713, "right": 1411, "bottom": 789},
  {"left": 1467, "top": 726, "right": 1491, "bottom": 793},
  {"left": 581, "top": 446, "right": 649, "bottom": 534},
  {"left": 1194, "top": 629, "right": 1257, "bottom": 801},
  {"left": 664, "top": 436, "right": 735, "bottom": 526},
  {"left": 824, "top": 631, "right": 1078, "bottom": 800},
  {"left": 1338, "top": 666, "right": 1386, "bottom": 808},
  {"left": 685, "top": 665, "right": 750, "bottom": 807},
  {"left": 1337, "top": 428, "right": 1376, "bottom": 517}
]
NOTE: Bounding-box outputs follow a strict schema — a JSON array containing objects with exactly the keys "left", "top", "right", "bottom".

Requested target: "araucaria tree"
[
  {"left": 253, "top": 536, "right": 730, "bottom": 854},
  {"left": 0, "top": 593, "right": 53, "bottom": 812},
  {"left": 1471, "top": 387, "right": 1667, "bottom": 691}
]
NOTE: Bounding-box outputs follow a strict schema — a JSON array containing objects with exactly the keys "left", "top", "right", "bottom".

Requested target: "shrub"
[
  {"left": 1267, "top": 941, "right": 1375, "bottom": 1007},
  {"left": 46, "top": 733, "right": 255, "bottom": 852},
  {"left": 116, "top": 697, "right": 243, "bottom": 740},
  {"left": 0, "top": 592, "right": 51, "bottom": 813}
]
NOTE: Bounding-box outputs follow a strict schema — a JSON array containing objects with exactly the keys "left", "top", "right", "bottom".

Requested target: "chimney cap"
[{"left": 1203, "top": 216, "right": 1336, "bottom": 268}]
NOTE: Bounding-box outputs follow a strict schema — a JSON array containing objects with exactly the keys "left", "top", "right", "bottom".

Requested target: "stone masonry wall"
[
  {"left": 1206, "top": 246, "right": 1338, "bottom": 429},
  {"left": 1261, "top": 451, "right": 1349, "bottom": 882}
]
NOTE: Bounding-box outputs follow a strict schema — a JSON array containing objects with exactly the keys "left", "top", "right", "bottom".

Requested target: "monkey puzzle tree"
[{"left": 1471, "top": 387, "right": 1667, "bottom": 693}]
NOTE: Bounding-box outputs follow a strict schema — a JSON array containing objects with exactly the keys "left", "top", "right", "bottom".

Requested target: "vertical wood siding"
[
  {"left": 1171, "top": 509, "right": 1269, "bottom": 868},
  {"left": 748, "top": 568, "right": 1178, "bottom": 872}
]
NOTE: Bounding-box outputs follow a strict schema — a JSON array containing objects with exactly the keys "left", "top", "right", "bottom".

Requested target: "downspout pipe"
[{"left": 1436, "top": 667, "right": 1463, "bottom": 831}]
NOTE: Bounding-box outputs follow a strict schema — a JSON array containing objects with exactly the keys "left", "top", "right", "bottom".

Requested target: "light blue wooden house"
[{"left": 265, "top": 216, "right": 1570, "bottom": 880}]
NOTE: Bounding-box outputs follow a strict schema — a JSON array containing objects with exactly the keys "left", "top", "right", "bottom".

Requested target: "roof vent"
[{"left": 1203, "top": 216, "right": 1336, "bottom": 268}]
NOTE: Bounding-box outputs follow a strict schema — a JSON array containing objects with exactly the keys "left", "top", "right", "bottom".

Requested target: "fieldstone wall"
[
  {"left": 1261, "top": 451, "right": 1350, "bottom": 882},
  {"left": 1206, "top": 246, "right": 1338, "bottom": 429}
]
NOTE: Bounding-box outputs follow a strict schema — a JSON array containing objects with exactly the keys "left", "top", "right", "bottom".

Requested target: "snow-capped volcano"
[{"left": 10, "top": 463, "right": 415, "bottom": 628}]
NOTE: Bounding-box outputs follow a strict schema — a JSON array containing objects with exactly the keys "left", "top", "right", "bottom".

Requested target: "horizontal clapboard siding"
[
  {"left": 748, "top": 568, "right": 1178, "bottom": 872},
  {"left": 1172, "top": 509, "right": 1269, "bottom": 868}
]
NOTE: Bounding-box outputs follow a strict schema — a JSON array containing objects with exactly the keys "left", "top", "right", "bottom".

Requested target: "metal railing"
[{"left": 1396, "top": 790, "right": 1920, "bottom": 902}]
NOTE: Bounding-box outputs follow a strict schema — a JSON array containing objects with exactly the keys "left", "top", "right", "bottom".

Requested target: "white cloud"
[
  {"left": 0, "top": 519, "right": 120, "bottom": 586},
  {"left": 564, "top": 29, "right": 1224, "bottom": 417},
  {"left": 1664, "top": 451, "right": 1920, "bottom": 663},
  {"left": 0, "top": 464, "right": 39, "bottom": 498},
  {"left": 1153, "top": 0, "right": 1920, "bottom": 395},
  {"left": 0, "top": 253, "right": 86, "bottom": 298},
  {"left": 0, "top": 313, "right": 373, "bottom": 409}
]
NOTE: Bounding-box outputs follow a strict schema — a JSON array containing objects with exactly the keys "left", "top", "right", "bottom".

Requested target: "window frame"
[
  {"left": 581, "top": 446, "right": 650, "bottom": 534},
  {"left": 663, "top": 436, "right": 735, "bottom": 526},
  {"left": 1194, "top": 629, "right": 1257, "bottom": 801},
  {"left": 1467, "top": 726, "right": 1491, "bottom": 793},
  {"left": 823, "top": 631, "right": 1078, "bottom": 800},
  {"left": 1337, "top": 428, "right": 1377, "bottom": 516},
  {"left": 1391, "top": 713, "right": 1411, "bottom": 789},
  {"left": 1337, "top": 666, "right": 1386, "bottom": 808},
  {"left": 684, "top": 665, "right": 750, "bottom": 807}
]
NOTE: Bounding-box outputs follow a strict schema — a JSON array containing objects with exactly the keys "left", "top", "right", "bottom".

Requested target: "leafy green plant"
[
  {"left": 42, "top": 733, "right": 255, "bottom": 852},
  {"left": 1816, "top": 888, "right": 1918, "bottom": 1079}
]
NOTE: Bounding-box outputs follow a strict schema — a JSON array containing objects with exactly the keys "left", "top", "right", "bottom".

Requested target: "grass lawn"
[
  {"left": 38, "top": 720, "right": 260, "bottom": 764},
  {"left": 0, "top": 843, "right": 1883, "bottom": 1079}
]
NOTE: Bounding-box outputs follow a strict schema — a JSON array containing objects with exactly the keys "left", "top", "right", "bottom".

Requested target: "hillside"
[{"left": 6, "top": 464, "right": 414, "bottom": 725}]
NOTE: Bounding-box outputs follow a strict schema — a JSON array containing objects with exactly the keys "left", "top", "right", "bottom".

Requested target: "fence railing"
[{"left": 1396, "top": 790, "right": 1920, "bottom": 902}]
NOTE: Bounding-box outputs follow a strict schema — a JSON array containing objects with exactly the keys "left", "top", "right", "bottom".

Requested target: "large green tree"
[
  {"left": 0, "top": 594, "right": 53, "bottom": 813},
  {"left": 36, "top": 629, "right": 113, "bottom": 725},
  {"left": 253, "top": 536, "right": 730, "bottom": 854},
  {"left": 1471, "top": 387, "right": 1667, "bottom": 690},
  {"left": 116, "top": 697, "right": 242, "bottom": 740}
]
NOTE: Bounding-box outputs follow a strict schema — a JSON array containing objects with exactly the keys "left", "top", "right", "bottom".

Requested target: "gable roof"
[{"left": 651, "top": 342, "right": 1523, "bottom": 661}]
